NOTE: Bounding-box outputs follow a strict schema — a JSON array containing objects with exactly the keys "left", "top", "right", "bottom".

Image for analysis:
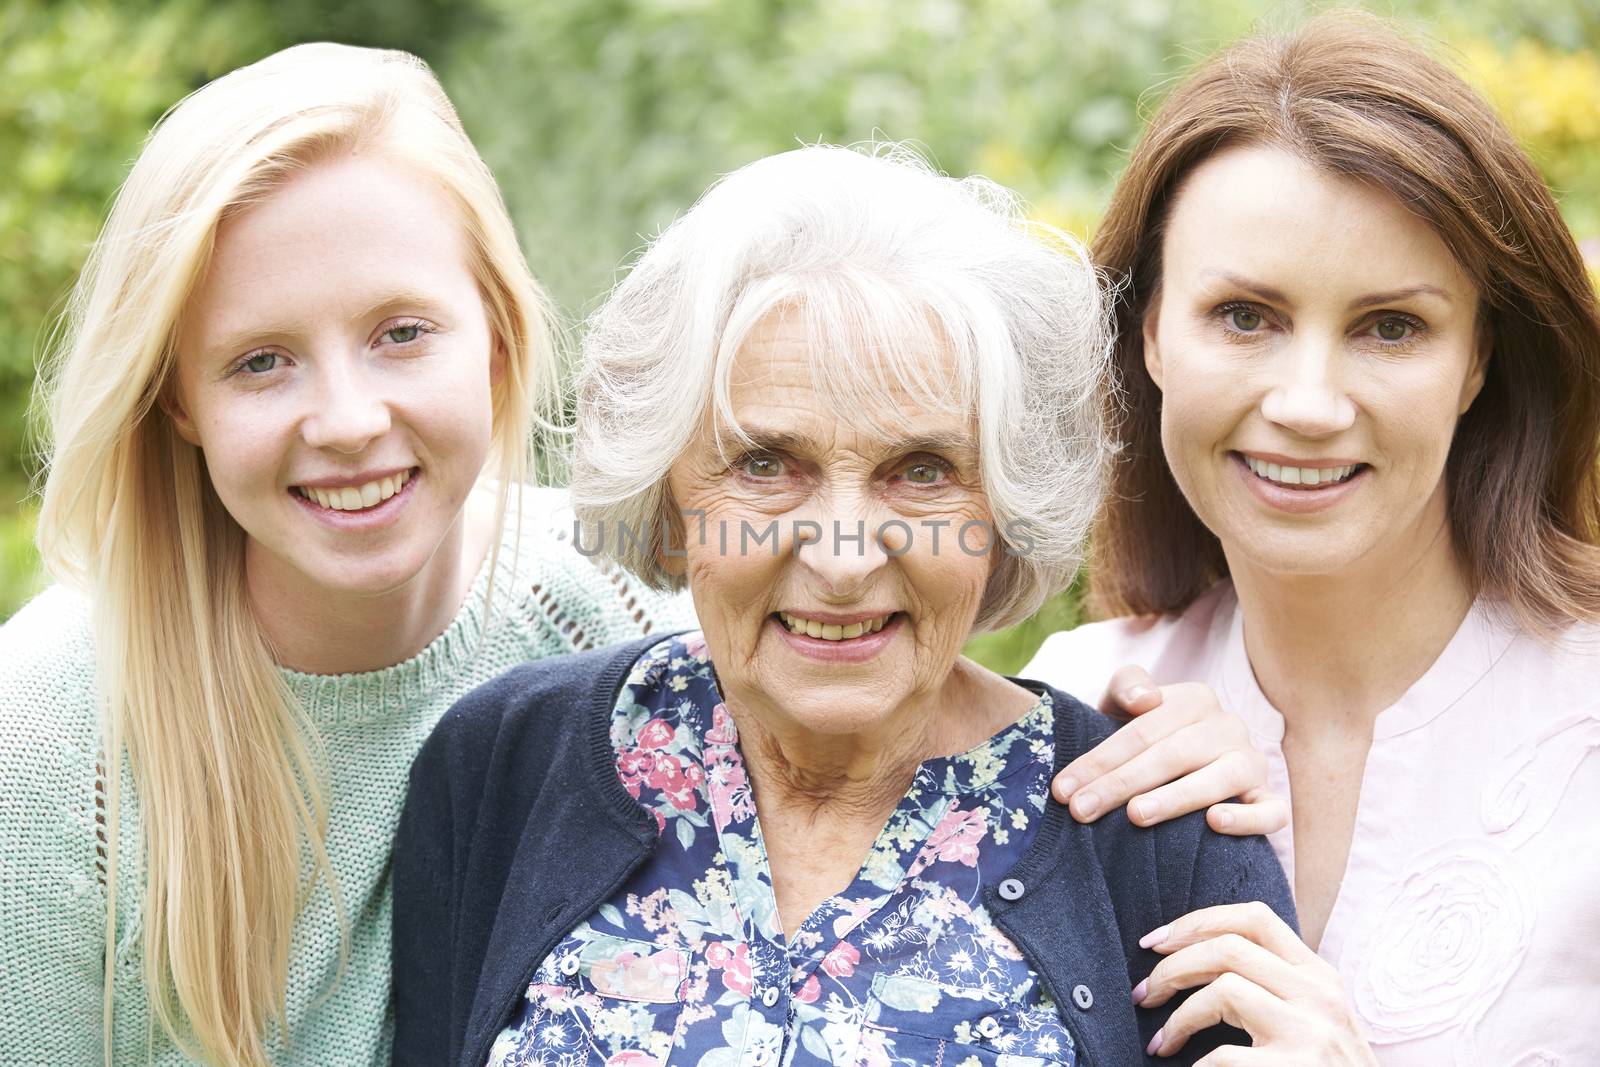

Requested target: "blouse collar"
[{"left": 1215, "top": 585, "right": 1519, "bottom": 743}]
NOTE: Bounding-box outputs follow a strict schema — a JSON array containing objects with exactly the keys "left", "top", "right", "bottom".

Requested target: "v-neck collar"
[{"left": 1214, "top": 585, "right": 1518, "bottom": 742}]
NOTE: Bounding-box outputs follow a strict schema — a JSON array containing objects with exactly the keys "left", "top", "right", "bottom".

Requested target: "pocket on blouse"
[
  {"left": 490, "top": 933, "right": 690, "bottom": 1067},
  {"left": 854, "top": 973, "right": 1077, "bottom": 1067}
]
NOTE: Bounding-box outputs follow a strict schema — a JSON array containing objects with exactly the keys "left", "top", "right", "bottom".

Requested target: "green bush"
[{"left": 3, "top": 0, "right": 1595, "bottom": 632}]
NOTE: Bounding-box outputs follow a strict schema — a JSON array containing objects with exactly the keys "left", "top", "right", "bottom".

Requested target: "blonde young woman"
[{"left": 0, "top": 45, "right": 695, "bottom": 1066}]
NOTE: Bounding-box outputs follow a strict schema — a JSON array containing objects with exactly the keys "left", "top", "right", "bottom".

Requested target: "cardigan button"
[
  {"left": 976, "top": 1015, "right": 1002, "bottom": 1039},
  {"left": 559, "top": 954, "right": 581, "bottom": 977},
  {"left": 997, "top": 878, "right": 1025, "bottom": 901},
  {"left": 760, "top": 985, "right": 780, "bottom": 1008},
  {"left": 1072, "top": 984, "right": 1094, "bottom": 1010}
]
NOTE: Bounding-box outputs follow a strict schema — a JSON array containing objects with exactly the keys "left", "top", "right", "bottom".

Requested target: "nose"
[
  {"left": 1259, "top": 338, "right": 1356, "bottom": 436},
  {"left": 793, "top": 491, "right": 892, "bottom": 597},
  {"left": 299, "top": 356, "right": 391, "bottom": 454}
]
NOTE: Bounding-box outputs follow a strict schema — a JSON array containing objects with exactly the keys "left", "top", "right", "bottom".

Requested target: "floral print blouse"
[{"left": 486, "top": 633, "right": 1078, "bottom": 1067}]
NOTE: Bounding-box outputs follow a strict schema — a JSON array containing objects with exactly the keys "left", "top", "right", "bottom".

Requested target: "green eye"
[
  {"left": 1376, "top": 318, "right": 1411, "bottom": 342},
  {"left": 905, "top": 462, "right": 943, "bottom": 484},
  {"left": 242, "top": 352, "right": 278, "bottom": 373},
  {"left": 386, "top": 324, "right": 422, "bottom": 344},
  {"left": 1228, "top": 308, "right": 1264, "bottom": 332},
  {"left": 742, "top": 455, "right": 783, "bottom": 478}
]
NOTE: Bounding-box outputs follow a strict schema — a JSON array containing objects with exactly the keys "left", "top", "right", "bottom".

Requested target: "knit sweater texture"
[{"left": 0, "top": 487, "right": 698, "bottom": 1065}]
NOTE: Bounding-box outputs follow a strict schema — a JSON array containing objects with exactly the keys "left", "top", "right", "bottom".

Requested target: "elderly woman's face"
[
  {"left": 1145, "top": 144, "right": 1485, "bottom": 580},
  {"left": 664, "top": 310, "right": 996, "bottom": 735}
]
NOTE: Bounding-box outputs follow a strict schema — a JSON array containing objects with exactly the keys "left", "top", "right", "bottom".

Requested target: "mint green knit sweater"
[{"left": 0, "top": 488, "right": 697, "bottom": 1065}]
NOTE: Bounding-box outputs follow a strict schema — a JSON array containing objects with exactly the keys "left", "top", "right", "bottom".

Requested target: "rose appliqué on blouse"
[
  {"left": 1345, "top": 709, "right": 1600, "bottom": 1062},
  {"left": 1346, "top": 837, "right": 1531, "bottom": 1044}
]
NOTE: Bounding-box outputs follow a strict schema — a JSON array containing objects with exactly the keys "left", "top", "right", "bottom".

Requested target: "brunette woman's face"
[
  {"left": 1144, "top": 144, "right": 1487, "bottom": 580},
  {"left": 170, "top": 155, "right": 498, "bottom": 599}
]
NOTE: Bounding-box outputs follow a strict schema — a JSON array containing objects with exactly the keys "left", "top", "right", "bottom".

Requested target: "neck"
[
  {"left": 728, "top": 657, "right": 1028, "bottom": 824},
  {"left": 246, "top": 491, "right": 496, "bottom": 675},
  {"left": 1226, "top": 491, "right": 1475, "bottom": 729}
]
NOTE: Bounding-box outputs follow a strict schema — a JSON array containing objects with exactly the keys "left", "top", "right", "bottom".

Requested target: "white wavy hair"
[{"left": 572, "top": 143, "right": 1113, "bottom": 631}]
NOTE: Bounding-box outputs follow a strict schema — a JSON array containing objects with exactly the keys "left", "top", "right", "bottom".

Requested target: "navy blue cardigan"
[{"left": 392, "top": 635, "right": 1297, "bottom": 1067}]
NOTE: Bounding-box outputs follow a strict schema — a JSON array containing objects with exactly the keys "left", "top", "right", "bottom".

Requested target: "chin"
[
  {"left": 769, "top": 684, "right": 903, "bottom": 734},
  {"left": 1226, "top": 533, "right": 1372, "bottom": 580},
  {"left": 303, "top": 550, "right": 435, "bottom": 598}
]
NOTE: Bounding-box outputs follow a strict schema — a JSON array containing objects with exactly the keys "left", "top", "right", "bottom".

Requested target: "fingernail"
[
  {"left": 1055, "top": 775, "right": 1080, "bottom": 801},
  {"left": 1131, "top": 979, "right": 1148, "bottom": 1004},
  {"left": 1214, "top": 808, "right": 1233, "bottom": 831},
  {"left": 1139, "top": 924, "right": 1170, "bottom": 950},
  {"left": 1146, "top": 1028, "right": 1164, "bottom": 1056},
  {"left": 1131, "top": 797, "right": 1154, "bottom": 823},
  {"left": 1073, "top": 790, "right": 1101, "bottom": 820},
  {"left": 1124, "top": 683, "right": 1156, "bottom": 702}
]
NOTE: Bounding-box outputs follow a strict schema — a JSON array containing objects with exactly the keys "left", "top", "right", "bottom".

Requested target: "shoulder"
[
  {"left": 0, "top": 584, "right": 95, "bottom": 684},
  {"left": 1040, "top": 683, "right": 1295, "bottom": 927},
  {"left": 414, "top": 632, "right": 671, "bottom": 786},
  {"left": 1506, "top": 612, "right": 1600, "bottom": 713},
  {"left": 1022, "top": 583, "right": 1236, "bottom": 706},
  {"left": 0, "top": 585, "right": 100, "bottom": 762},
  {"left": 0, "top": 588, "right": 106, "bottom": 992},
  {"left": 492, "top": 485, "right": 698, "bottom": 654}
]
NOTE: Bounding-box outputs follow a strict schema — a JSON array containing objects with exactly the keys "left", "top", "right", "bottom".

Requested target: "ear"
[
  {"left": 1141, "top": 297, "right": 1165, "bottom": 392},
  {"left": 159, "top": 384, "right": 202, "bottom": 446},
  {"left": 1459, "top": 335, "right": 1489, "bottom": 416},
  {"left": 489, "top": 335, "right": 507, "bottom": 390},
  {"left": 656, "top": 496, "right": 688, "bottom": 578}
]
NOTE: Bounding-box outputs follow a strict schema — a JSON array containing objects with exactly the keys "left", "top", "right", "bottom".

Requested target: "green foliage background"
[{"left": 2, "top": 0, "right": 1596, "bottom": 669}]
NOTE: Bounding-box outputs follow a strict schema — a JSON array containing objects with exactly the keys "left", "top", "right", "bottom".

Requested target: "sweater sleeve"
[
  {"left": 391, "top": 673, "right": 508, "bottom": 1067},
  {"left": 1154, "top": 821, "right": 1299, "bottom": 1064},
  {"left": 0, "top": 588, "right": 111, "bottom": 1062}
]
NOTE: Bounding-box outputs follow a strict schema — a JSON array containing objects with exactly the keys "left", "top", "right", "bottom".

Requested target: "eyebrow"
[
  {"left": 721, "top": 426, "right": 978, "bottom": 458},
  {"left": 1204, "top": 271, "right": 1454, "bottom": 310},
  {"left": 1348, "top": 285, "right": 1454, "bottom": 310}
]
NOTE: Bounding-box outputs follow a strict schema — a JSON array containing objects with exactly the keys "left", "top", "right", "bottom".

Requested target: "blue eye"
[
  {"left": 241, "top": 352, "right": 279, "bottom": 374},
  {"left": 385, "top": 323, "right": 423, "bottom": 344}
]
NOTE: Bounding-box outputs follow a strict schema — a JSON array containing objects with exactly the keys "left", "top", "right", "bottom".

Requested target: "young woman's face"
[
  {"left": 171, "top": 155, "right": 498, "bottom": 599},
  {"left": 1145, "top": 144, "right": 1486, "bottom": 580}
]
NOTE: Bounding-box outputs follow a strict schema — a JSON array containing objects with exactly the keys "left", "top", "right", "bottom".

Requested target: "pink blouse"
[{"left": 1025, "top": 583, "right": 1600, "bottom": 1065}]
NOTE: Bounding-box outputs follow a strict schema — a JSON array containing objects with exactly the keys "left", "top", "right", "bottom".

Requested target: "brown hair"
[{"left": 1089, "top": 12, "right": 1600, "bottom": 632}]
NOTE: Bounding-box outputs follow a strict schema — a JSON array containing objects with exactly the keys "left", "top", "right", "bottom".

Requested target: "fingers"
[
  {"left": 1100, "top": 663, "right": 1164, "bottom": 718},
  {"left": 1134, "top": 933, "right": 1302, "bottom": 1008},
  {"left": 1142, "top": 901, "right": 1317, "bottom": 967},
  {"left": 1053, "top": 685, "right": 1210, "bottom": 810},
  {"left": 1124, "top": 746, "right": 1268, "bottom": 827},
  {"left": 1192, "top": 1047, "right": 1277, "bottom": 1067},
  {"left": 1206, "top": 786, "right": 1289, "bottom": 837},
  {"left": 1147, "top": 970, "right": 1283, "bottom": 1056}
]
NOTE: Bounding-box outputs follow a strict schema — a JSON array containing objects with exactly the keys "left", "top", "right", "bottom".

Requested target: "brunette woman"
[{"left": 1030, "top": 15, "right": 1600, "bottom": 1064}]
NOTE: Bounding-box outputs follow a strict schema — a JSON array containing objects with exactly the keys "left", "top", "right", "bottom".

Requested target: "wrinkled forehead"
[{"left": 707, "top": 288, "right": 980, "bottom": 459}]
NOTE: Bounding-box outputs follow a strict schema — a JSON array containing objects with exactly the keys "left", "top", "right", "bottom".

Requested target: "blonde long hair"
[{"left": 34, "top": 44, "right": 557, "bottom": 1066}]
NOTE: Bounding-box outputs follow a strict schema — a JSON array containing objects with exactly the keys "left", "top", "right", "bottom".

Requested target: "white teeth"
[
  {"left": 777, "top": 611, "right": 894, "bottom": 640},
  {"left": 297, "top": 470, "right": 412, "bottom": 511},
  {"left": 1244, "top": 456, "right": 1358, "bottom": 489}
]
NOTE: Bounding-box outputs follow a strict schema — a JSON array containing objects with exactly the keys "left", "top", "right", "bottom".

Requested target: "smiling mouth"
[
  {"left": 774, "top": 611, "right": 899, "bottom": 641},
  {"left": 1241, "top": 455, "right": 1365, "bottom": 489},
  {"left": 292, "top": 468, "right": 415, "bottom": 511}
]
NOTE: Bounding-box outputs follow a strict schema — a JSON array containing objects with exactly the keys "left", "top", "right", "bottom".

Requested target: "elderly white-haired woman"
[{"left": 392, "top": 144, "right": 1295, "bottom": 1066}]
